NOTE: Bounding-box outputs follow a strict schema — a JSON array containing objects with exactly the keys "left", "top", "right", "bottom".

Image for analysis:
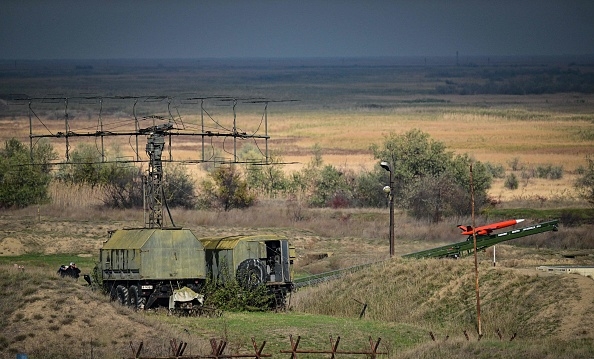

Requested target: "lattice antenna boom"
[{"left": 143, "top": 122, "right": 173, "bottom": 228}]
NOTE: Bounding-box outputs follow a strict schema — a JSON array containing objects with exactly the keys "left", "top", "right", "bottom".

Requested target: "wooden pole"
[{"left": 470, "top": 164, "right": 482, "bottom": 336}]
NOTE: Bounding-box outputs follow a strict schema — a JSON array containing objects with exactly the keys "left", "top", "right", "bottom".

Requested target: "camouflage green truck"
[{"left": 99, "top": 228, "right": 295, "bottom": 309}]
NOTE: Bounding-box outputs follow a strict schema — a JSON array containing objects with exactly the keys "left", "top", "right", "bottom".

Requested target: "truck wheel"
[
  {"left": 116, "top": 285, "right": 129, "bottom": 306},
  {"left": 129, "top": 285, "right": 141, "bottom": 309},
  {"left": 236, "top": 259, "right": 266, "bottom": 289}
]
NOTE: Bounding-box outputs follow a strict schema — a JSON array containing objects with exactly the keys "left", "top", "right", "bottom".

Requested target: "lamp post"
[{"left": 380, "top": 161, "right": 395, "bottom": 258}]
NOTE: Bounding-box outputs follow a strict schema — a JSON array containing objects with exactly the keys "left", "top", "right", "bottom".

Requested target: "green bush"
[
  {"left": 535, "top": 164, "right": 563, "bottom": 180},
  {"left": 101, "top": 164, "right": 144, "bottom": 208},
  {"left": 0, "top": 138, "right": 57, "bottom": 208},
  {"left": 202, "top": 261, "right": 273, "bottom": 311},
  {"left": 575, "top": 156, "right": 594, "bottom": 205},
  {"left": 162, "top": 163, "right": 197, "bottom": 209},
  {"left": 196, "top": 166, "right": 255, "bottom": 211},
  {"left": 485, "top": 162, "right": 506, "bottom": 178},
  {"left": 370, "top": 130, "right": 492, "bottom": 221},
  {"left": 505, "top": 173, "right": 519, "bottom": 190}
]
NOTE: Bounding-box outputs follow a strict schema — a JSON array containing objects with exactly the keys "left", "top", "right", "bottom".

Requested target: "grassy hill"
[
  {"left": 1, "top": 206, "right": 593, "bottom": 358},
  {"left": 2, "top": 251, "right": 593, "bottom": 359}
]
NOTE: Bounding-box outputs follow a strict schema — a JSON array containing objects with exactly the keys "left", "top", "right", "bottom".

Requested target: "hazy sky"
[{"left": 2, "top": 0, "right": 594, "bottom": 59}]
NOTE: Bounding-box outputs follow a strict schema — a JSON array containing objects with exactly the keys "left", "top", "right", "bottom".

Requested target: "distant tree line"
[
  {"left": 434, "top": 68, "right": 594, "bottom": 95},
  {"left": 2, "top": 129, "right": 594, "bottom": 221}
]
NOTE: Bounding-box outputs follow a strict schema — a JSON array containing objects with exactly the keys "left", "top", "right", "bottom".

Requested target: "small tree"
[
  {"left": 352, "top": 167, "right": 387, "bottom": 208},
  {"left": 407, "top": 173, "right": 466, "bottom": 222},
  {"left": 370, "top": 129, "right": 452, "bottom": 203},
  {"left": 245, "top": 151, "right": 288, "bottom": 198},
  {"left": 505, "top": 173, "right": 519, "bottom": 190},
  {"left": 575, "top": 156, "right": 594, "bottom": 205},
  {"left": 55, "top": 143, "right": 104, "bottom": 186},
  {"left": 198, "top": 166, "right": 255, "bottom": 211},
  {"left": 370, "top": 129, "right": 491, "bottom": 221},
  {"left": 163, "top": 163, "right": 196, "bottom": 209},
  {"left": 0, "top": 138, "right": 56, "bottom": 208},
  {"left": 101, "top": 164, "right": 144, "bottom": 208},
  {"left": 309, "top": 165, "right": 352, "bottom": 207}
]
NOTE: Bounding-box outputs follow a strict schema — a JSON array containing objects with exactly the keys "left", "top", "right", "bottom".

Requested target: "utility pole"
[
  {"left": 470, "top": 164, "right": 482, "bottom": 336},
  {"left": 380, "top": 161, "right": 395, "bottom": 258}
]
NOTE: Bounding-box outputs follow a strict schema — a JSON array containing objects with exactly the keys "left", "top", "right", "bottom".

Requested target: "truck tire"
[
  {"left": 236, "top": 259, "right": 266, "bottom": 289},
  {"left": 129, "top": 285, "right": 141, "bottom": 309},
  {"left": 116, "top": 285, "right": 129, "bottom": 306}
]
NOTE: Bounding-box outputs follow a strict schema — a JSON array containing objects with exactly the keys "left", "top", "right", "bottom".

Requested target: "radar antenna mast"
[{"left": 141, "top": 122, "right": 174, "bottom": 229}]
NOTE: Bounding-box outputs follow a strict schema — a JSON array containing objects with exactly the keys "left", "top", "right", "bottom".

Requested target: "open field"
[
  {"left": 2, "top": 57, "right": 594, "bottom": 201},
  {"left": 1, "top": 57, "right": 594, "bottom": 358}
]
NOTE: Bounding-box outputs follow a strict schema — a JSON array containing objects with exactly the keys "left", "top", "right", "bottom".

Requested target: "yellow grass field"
[
  {"left": 3, "top": 92, "right": 592, "bottom": 201},
  {"left": 2, "top": 57, "right": 594, "bottom": 203}
]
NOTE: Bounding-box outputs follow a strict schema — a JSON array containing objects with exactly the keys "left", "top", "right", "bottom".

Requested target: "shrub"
[
  {"left": 0, "top": 138, "right": 56, "bottom": 208},
  {"left": 508, "top": 157, "right": 522, "bottom": 171},
  {"left": 162, "top": 163, "right": 197, "bottom": 209},
  {"left": 549, "top": 165, "right": 564, "bottom": 180},
  {"left": 101, "top": 164, "right": 144, "bottom": 208},
  {"left": 575, "top": 156, "right": 594, "bottom": 205},
  {"left": 202, "top": 261, "right": 273, "bottom": 311},
  {"left": 370, "top": 130, "right": 491, "bottom": 221},
  {"left": 197, "top": 166, "right": 255, "bottom": 211},
  {"left": 505, "top": 173, "right": 519, "bottom": 190},
  {"left": 485, "top": 162, "right": 506, "bottom": 179}
]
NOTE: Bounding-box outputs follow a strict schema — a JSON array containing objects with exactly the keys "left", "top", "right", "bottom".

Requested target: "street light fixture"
[{"left": 380, "top": 161, "right": 395, "bottom": 258}]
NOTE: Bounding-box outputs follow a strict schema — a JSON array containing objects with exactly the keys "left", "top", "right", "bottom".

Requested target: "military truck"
[
  {"left": 99, "top": 228, "right": 295, "bottom": 309},
  {"left": 99, "top": 228, "right": 206, "bottom": 309},
  {"left": 200, "top": 234, "right": 295, "bottom": 307}
]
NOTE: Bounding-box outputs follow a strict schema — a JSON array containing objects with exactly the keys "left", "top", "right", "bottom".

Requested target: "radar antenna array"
[{"left": 6, "top": 94, "right": 296, "bottom": 228}]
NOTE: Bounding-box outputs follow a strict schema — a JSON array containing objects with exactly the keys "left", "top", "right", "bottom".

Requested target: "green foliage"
[
  {"left": 485, "top": 162, "right": 506, "bottom": 179},
  {"left": 407, "top": 173, "right": 469, "bottom": 222},
  {"left": 55, "top": 143, "right": 105, "bottom": 186},
  {"left": 352, "top": 168, "right": 387, "bottom": 208},
  {"left": 163, "top": 163, "right": 197, "bottom": 209},
  {"left": 101, "top": 163, "right": 144, "bottom": 208},
  {"left": 202, "top": 260, "right": 273, "bottom": 311},
  {"left": 245, "top": 151, "right": 289, "bottom": 197},
  {"left": 370, "top": 130, "right": 491, "bottom": 220},
  {"left": 0, "top": 138, "right": 57, "bottom": 208},
  {"left": 309, "top": 165, "right": 353, "bottom": 208},
  {"left": 505, "top": 173, "right": 519, "bottom": 190},
  {"left": 197, "top": 166, "right": 255, "bottom": 211},
  {"left": 287, "top": 144, "right": 324, "bottom": 196},
  {"left": 203, "top": 278, "right": 272, "bottom": 312},
  {"left": 55, "top": 144, "right": 197, "bottom": 209},
  {"left": 535, "top": 164, "right": 564, "bottom": 180},
  {"left": 370, "top": 129, "right": 452, "bottom": 201},
  {"left": 53, "top": 143, "right": 145, "bottom": 208},
  {"left": 575, "top": 156, "right": 594, "bottom": 206}
]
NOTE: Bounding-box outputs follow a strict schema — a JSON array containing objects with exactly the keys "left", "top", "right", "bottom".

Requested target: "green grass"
[
  {"left": 161, "top": 311, "right": 426, "bottom": 356},
  {"left": 482, "top": 207, "right": 594, "bottom": 224},
  {"left": 0, "top": 253, "right": 97, "bottom": 272}
]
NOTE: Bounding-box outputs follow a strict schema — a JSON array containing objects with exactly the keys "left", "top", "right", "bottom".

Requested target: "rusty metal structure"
[
  {"left": 127, "top": 336, "right": 386, "bottom": 359},
  {"left": 281, "top": 335, "right": 386, "bottom": 359}
]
